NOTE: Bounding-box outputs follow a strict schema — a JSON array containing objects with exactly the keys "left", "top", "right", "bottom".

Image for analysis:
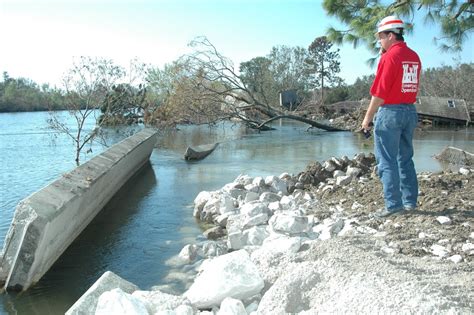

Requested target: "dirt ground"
[
  {"left": 301, "top": 158, "right": 474, "bottom": 262},
  {"left": 304, "top": 108, "right": 474, "bottom": 262}
]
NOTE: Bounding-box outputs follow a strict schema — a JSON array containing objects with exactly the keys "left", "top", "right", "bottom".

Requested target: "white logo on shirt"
[{"left": 402, "top": 62, "right": 418, "bottom": 93}]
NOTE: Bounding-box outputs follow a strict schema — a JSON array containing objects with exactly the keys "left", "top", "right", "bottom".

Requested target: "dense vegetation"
[
  {"left": 2, "top": 43, "right": 470, "bottom": 166},
  {"left": 1, "top": 61, "right": 472, "bottom": 115},
  {"left": 0, "top": 72, "right": 65, "bottom": 112}
]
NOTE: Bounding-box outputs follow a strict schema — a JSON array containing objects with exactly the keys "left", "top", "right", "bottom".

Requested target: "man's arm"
[{"left": 362, "top": 96, "right": 384, "bottom": 130}]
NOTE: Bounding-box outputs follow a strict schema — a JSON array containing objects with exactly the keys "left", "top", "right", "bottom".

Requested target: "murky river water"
[{"left": 0, "top": 111, "right": 472, "bottom": 314}]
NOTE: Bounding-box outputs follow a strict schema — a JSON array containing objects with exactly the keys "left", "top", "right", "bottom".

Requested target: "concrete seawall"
[{"left": 0, "top": 128, "right": 157, "bottom": 291}]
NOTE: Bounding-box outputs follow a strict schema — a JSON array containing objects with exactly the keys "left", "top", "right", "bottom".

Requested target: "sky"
[{"left": 0, "top": 0, "right": 473, "bottom": 87}]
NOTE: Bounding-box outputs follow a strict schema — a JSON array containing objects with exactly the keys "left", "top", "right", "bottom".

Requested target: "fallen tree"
[{"left": 148, "top": 37, "right": 345, "bottom": 132}]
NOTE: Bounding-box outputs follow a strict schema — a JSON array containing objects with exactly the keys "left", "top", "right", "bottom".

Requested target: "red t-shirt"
[{"left": 370, "top": 42, "right": 421, "bottom": 105}]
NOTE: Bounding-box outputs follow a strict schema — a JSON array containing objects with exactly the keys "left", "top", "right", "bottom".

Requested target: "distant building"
[
  {"left": 416, "top": 96, "right": 471, "bottom": 126},
  {"left": 279, "top": 90, "right": 300, "bottom": 111}
]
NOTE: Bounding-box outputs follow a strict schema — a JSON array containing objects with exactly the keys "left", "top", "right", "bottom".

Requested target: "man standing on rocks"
[{"left": 362, "top": 16, "right": 421, "bottom": 218}]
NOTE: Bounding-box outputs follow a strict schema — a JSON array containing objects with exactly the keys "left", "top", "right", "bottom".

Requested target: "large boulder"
[
  {"left": 131, "top": 289, "right": 191, "bottom": 314},
  {"left": 269, "top": 214, "right": 311, "bottom": 235},
  {"left": 184, "top": 250, "right": 264, "bottom": 309},
  {"left": 217, "top": 297, "right": 247, "bottom": 315},
  {"left": 66, "top": 271, "right": 139, "bottom": 315},
  {"left": 95, "top": 288, "right": 148, "bottom": 315}
]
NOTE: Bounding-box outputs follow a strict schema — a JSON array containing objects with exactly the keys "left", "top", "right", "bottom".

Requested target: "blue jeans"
[{"left": 374, "top": 105, "right": 418, "bottom": 211}]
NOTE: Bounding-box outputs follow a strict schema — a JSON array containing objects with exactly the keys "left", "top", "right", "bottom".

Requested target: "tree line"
[
  {"left": 0, "top": 72, "right": 65, "bottom": 112},
  {"left": 2, "top": 0, "right": 471, "bottom": 164},
  {"left": 1, "top": 55, "right": 472, "bottom": 116}
]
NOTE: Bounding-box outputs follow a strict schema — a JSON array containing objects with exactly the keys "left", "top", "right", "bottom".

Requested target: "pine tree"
[
  {"left": 323, "top": 0, "right": 473, "bottom": 53},
  {"left": 306, "top": 36, "right": 341, "bottom": 103}
]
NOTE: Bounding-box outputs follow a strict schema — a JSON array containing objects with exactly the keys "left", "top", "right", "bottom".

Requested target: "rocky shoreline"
[{"left": 67, "top": 153, "right": 473, "bottom": 314}]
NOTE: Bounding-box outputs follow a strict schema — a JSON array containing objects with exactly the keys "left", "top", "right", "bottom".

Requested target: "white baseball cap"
[{"left": 375, "top": 15, "right": 405, "bottom": 36}]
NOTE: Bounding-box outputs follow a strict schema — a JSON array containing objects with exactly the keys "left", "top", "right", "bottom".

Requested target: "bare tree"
[
  {"left": 420, "top": 61, "right": 474, "bottom": 101},
  {"left": 47, "top": 56, "right": 125, "bottom": 165}
]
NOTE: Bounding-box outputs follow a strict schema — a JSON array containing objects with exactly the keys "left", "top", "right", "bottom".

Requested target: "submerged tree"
[
  {"left": 323, "top": 0, "right": 473, "bottom": 53},
  {"left": 47, "top": 56, "right": 125, "bottom": 165},
  {"left": 144, "top": 36, "right": 344, "bottom": 131}
]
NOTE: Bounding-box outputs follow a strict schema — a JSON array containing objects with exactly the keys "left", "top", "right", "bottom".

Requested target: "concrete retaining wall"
[{"left": 0, "top": 128, "right": 157, "bottom": 291}]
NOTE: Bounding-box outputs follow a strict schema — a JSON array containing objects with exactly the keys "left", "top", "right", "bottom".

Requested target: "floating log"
[{"left": 184, "top": 143, "right": 219, "bottom": 161}]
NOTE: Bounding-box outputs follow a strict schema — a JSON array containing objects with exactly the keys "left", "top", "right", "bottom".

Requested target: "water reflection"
[
  {"left": 2, "top": 163, "right": 157, "bottom": 314},
  {"left": 1, "top": 113, "right": 473, "bottom": 315}
]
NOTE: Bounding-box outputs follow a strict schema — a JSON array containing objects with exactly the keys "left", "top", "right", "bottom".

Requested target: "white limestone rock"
[
  {"left": 252, "top": 176, "right": 265, "bottom": 187},
  {"left": 436, "top": 216, "right": 451, "bottom": 225},
  {"left": 268, "top": 201, "right": 281, "bottom": 212},
  {"left": 259, "top": 192, "right": 281, "bottom": 203},
  {"left": 336, "top": 175, "right": 352, "bottom": 186},
  {"left": 227, "top": 214, "right": 245, "bottom": 231},
  {"left": 337, "top": 219, "right": 355, "bottom": 236},
  {"left": 461, "top": 242, "right": 474, "bottom": 253},
  {"left": 265, "top": 176, "right": 288, "bottom": 195},
  {"left": 215, "top": 212, "right": 233, "bottom": 228},
  {"left": 243, "top": 213, "right": 269, "bottom": 229},
  {"left": 199, "top": 241, "right": 228, "bottom": 258},
  {"left": 234, "top": 174, "right": 253, "bottom": 186},
  {"left": 178, "top": 244, "right": 199, "bottom": 264},
  {"left": 239, "top": 202, "right": 269, "bottom": 217},
  {"left": 217, "top": 297, "right": 247, "bottom": 315},
  {"left": 323, "top": 160, "right": 336, "bottom": 172},
  {"left": 194, "top": 191, "right": 212, "bottom": 216},
  {"left": 184, "top": 250, "right": 264, "bottom": 309},
  {"left": 243, "top": 225, "right": 270, "bottom": 246},
  {"left": 313, "top": 218, "right": 344, "bottom": 240},
  {"left": 132, "top": 289, "right": 190, "bottom": 314},
  {"left": 228, "top": 188, "right": 247, "bottom": 201},
  {"left": 201, "top": 196, "right": 221, "bottom": 221},
  {"left": 228, "top": 230, "right": 244, "bottom": 250},
  {"left": 279, "top": 195, "right": 293, "bottom": 209},
  {"left": 447, "top": 255, "right": 463, "bottom": 263},
  {"left": 245, "top": 301, "right": 259, "bottom": 314},
  {"left": 269, "top": 214, "right": 310, "bottom": 235},
  {"left": 218, "top": 194, "right": 236, "bottom": 215},
  {"left": 459, "top": 167, "right": 470, "bottom": 175},
  {"left": 66, "top": 271, "right": 139, "bottom": 315},
  {"left": 244, "top": 191, "right": 259, "bottom": 203},
  {"left": 244, "top": 183, "right": 260, "bottom": 193},
  {"left": 260, "top": 235, "right": 302, "bottom": 254},
  {"left": 264, "top": 175, "right": 277, "bottom": 186},
  {"left": 333, "top": 170, "right": 346, "bottom": 178},
  {"left": 95, "top": 288, "right": 148, "bottom": 315},
  {"left": 174, "top": 305, "right": 194, "bottom": 315},
  {"left": 346, "top": 166, "right": 362, "bottom": 178},
  {"left": 431, "top": 244, "right": 449, "bottom": 258}
]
